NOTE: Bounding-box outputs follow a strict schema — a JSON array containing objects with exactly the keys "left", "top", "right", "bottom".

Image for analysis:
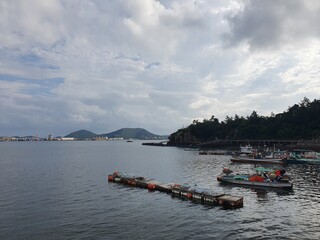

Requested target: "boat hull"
[
  {"left": 230, "top": 156, "right": 285, "bottom": 165},
  {"left": 217, "top": 176, "right": 293, "bottom": 189},
  {"left": 285, "top": 159, "right": 320, "bottom": 165}
]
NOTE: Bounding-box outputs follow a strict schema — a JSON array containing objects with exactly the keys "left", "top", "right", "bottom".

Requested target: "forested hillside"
[{"left": 168, "top": 97, "right": 320, "bottom": 146}]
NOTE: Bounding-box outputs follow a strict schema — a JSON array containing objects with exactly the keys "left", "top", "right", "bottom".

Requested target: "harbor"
[
  {"left": 1, "top": 140, "right": 320, "bottom": 239},
  {"left": 108, "top": 171, "right": 244, "bottom": 209}
]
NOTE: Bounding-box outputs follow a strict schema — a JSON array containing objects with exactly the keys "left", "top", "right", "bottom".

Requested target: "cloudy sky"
[{"left": 1, "top": 0, "right": 320, "bottom": 137}]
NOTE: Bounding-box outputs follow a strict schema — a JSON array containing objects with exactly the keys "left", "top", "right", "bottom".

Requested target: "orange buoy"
[
  {"left": 108, "top": 175, "right": 114, "bottom": 181},
  {"left": 128, "top": 180, "right": 136, "bottom": 186},
  {"left": 147, "top": 183, "right": 156, "bottom": 190}
]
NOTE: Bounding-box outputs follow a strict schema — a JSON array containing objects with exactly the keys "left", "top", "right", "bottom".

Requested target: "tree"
[
  {"left": 300, "top": 97, "right": 311, "bottom": 107},
  {"left": 168, "top": 98, "right": 320, "bottom": 144}
]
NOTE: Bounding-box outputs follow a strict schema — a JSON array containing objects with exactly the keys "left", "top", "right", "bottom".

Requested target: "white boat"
[{"left": 240, "top": 145, "right": 253, "bottom": 154}]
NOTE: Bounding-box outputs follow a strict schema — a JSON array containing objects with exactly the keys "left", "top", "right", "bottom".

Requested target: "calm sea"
[{"left": 0, "top": 141, "right": 319, "bottom": 239}]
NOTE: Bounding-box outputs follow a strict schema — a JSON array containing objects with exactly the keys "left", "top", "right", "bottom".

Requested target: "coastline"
[{"left": 166, "top": 139, "right": 320, "bottom": 152}]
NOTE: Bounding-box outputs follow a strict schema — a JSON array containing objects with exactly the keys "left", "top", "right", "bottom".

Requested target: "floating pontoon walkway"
[{"left": 108, "top": 172, "right": 243, "bottom": 209}]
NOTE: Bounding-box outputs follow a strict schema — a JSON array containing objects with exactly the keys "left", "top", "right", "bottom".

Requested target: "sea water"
[{"left": 0, "top": 141, "right": 319, "bottom": 239}]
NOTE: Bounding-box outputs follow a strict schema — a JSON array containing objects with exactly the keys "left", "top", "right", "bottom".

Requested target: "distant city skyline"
[
  {"left": 0, "top": 127, "right": 168, "bottom": 139},
  {"left": 1, "top": 0, "right": 320, "bottom": 137}
]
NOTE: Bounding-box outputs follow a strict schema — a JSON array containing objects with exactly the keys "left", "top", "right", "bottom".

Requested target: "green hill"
[
  {"left": 168, "top": 97, "right": 320, "bottom": 146},
  {"left": 100, "top": 128, "right": 166, "bottom": 140},
  {"left": 65, "top": 129, "right": 97, "bottom": 140},
  {"left": 65, "top": 128, "right": 167, "bottom": 140}
]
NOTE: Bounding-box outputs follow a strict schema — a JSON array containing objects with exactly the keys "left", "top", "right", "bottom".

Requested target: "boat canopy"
[{"left": 254, "top": 167, "right": 274, "bottom": 173}]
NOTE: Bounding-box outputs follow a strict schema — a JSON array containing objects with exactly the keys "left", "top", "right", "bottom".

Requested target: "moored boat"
[
  {"left": 231, "top": 148, "right": 288, "bottom": 165},
  {"left": 199, "top": 150, "right": 229, "bottom": 155},
  {"left": 217, "top": 167, "right": 293, "bottom": 189},
  {"left": 285, "top": 149, "right": 320, "bottom": 165},
  {"left": 240, "top": 145, "right": 253, "bottom": 154},
  {"left": 230, "top": 156, "right": 285, "bottom": 164}
]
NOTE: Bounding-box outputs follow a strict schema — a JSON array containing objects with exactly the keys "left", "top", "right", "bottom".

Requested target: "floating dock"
[{"left": 108, "top": 172, "right": 243, "bottom": 209}]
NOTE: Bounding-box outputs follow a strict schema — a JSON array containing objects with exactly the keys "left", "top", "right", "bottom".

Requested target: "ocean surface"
[{"left": 0, "top": 141, "right": 319, "bottom": 240}]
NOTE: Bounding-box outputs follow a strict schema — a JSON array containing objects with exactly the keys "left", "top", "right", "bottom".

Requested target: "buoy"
[
  {"left": 107, "top": 172, "right": 244, "bottom": 209},
  {"left": 128, "top": 180, "right": 136, "bottom": 186},
  {"left": 147, "top": 183, "right": 156, "bottom": 190},
  {"left": 108, "top": 175, "right": 114, "bottom": 181}
]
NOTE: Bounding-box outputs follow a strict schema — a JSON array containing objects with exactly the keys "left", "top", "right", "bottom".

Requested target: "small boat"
[
  {"left": 184, "top": 147, "right": 199, "bottom": 151},
  {"left": 217, "top": 167, "right": 293, "bottom": 189},
  {"left": 230, "top": 156, "right": 285, "bottom": 164},
  {"left": 199, "top": 150, "right": 229, "bottom": 155},
  {"left": 285, "top": 149, "right": 320, "bottom": 165},
  {"left": 240, "top": 145, "right": 253, "bottom": 154},
  {"left": 230, "top": 150, "right": 288, "bottom": 165}
]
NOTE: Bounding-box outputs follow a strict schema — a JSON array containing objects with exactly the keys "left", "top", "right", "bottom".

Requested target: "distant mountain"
[
  {"left": 65, "top": 128, "right": 167, "bottom": 140},
  {"left": 65, "top": 129, "right": 97, "bottom": 140},
  {"left": 100, "top": 128, "right": 166, "bottom": 140}
]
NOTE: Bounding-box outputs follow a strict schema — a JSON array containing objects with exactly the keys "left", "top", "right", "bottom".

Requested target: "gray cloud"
[
  {"left": 225, "top": 0, "right": 320, "bottom": 50},
  {"left": 0, "top": 0, "right": 320, "bottom": 137}
]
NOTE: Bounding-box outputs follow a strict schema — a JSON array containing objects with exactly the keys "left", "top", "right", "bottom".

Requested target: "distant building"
[
  {"left": 48, "top": 134, "right": 53, "bottom": 141},
  {"left": 92, "top": 136, "right": 109, "bottom": 141},
  {"left": 109, "top": 137, "right": 124, "bottom": 140},
  {"left": 60, "top": 137, "right": 75, "bottom": 141}
]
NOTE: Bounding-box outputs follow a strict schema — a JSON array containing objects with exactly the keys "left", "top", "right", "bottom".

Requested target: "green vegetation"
[
  {"left": 65, "top": 128, "right": 167, "bottom": 140},
  {"left": 169, "top": 97, "right": 320, "bottom": 145},
  {"left": 100, "top": 128, "right": 166, "bottom": 140},
  {"left": 65, "top": 129, "right": 97, "bottom": 140}
]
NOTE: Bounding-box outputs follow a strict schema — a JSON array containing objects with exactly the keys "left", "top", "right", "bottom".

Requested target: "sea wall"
[{"left": 168, "top": 139, "right": 320, "bottom": 151}]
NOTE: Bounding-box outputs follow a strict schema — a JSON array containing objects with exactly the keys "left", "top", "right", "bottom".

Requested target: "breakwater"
[{"left": 168, "top": 139, "right": 320, "bottom": 151}]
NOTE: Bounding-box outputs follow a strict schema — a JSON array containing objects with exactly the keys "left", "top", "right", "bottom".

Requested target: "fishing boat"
[
  {"left": 184, "top": 147, "right": 199, "bottom": 151},
  {"left": 217, "top": 167, "right": 293, "bottom": 189},
  {"left": 285, "top": 149, "right": 320, "bottom": 165},
  {"left": 240, "top": 145, "right": 253, "bottom": 154},
  {"left": 230, "top": 157, "right": 285, "bottom": 164},
  {"left": 230, "top": 150, "right": 288, "bottom": 165},
  {"left": 199, "top": 150, "right": 229, "bottom": 155},
  {"left": 230, "top": 156, "right": 285, "bottom": 164}
]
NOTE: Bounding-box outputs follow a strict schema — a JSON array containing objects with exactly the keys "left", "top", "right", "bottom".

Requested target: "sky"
[{"left": 1, "top": 0, "right": 320, "bottom": 137}]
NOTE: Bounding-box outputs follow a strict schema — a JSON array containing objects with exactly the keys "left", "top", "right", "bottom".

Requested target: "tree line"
[{"left": 168, "top": 97, "right": 320, "bottom": 145}]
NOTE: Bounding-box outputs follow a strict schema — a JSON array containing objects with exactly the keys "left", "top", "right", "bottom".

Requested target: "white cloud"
[{"left": 1, "top": 0, "right": 320, "bottom": 136}]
